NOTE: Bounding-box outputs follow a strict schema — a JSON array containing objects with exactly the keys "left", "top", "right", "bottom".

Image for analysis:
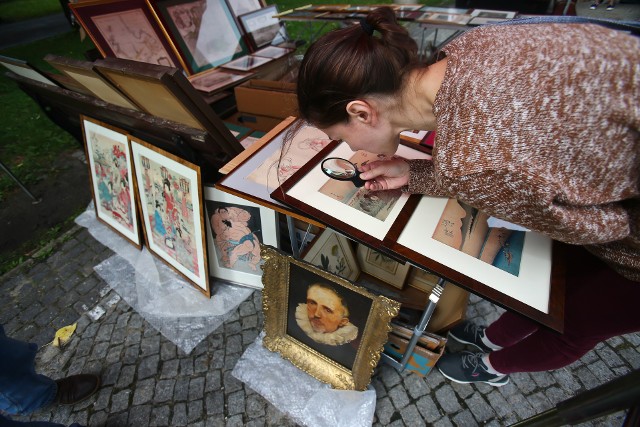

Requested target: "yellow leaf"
[{"left": 52, "top": 323, "right": 77, "bottom": 348}]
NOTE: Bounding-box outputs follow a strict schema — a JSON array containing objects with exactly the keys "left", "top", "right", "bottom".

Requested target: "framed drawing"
[
  {"left": 204, "top": 186, "right": 278, "bottom": 289},
  {"left": 220, "top": 54, "right": 272, "bottom": 72},
  {"left": 187, "top": 68, "right": 253, "bottom": 93},
  {"left": 416, "top": 12, "right": 472, "bottom": 26},
  {"left": 217, "top": 119, "right": 332, "bottom": 211},
  {"left": 130, "top": 136, "right": 210, "bottom": 296},
  {"left": 226, "top": 0, "right": 263, "bottom": 19},
  {"left": 261, "top": 245, "right": 401, "bottom": 390},
  {"left": 93, "top": 57, "right": 243, "bottom": 156},
  {"left": 69, "top": 0, "right": 184, "bottom": 68},
  {"left": 301, "top": 229, "right": 360, "bottom": 281},
  {"left": 0, "top": 54, "right": 60, "bottom": 88},
  {"left": 357, "top": 244, "right": 410, "bottom": 289},
  {"left": 270, "top": 140, "right": 432, "bottom": 249},
  {"left": 252, "top": 46, "right": 292, "bottom": 59},
  {"left": 43, "top": 54, "right": 140, "bottom": 111},
  {"left": 238, "top": 5, "right": 286, "bottom": 51},
  {"left": 81, "top": 115, "right": 141, "bottom": 248},
  {"left": 148, "top": 0, "right": 248, "bottom": 75},
  {"left": 469, "top": 9, "right": 517, "bottom": 19},
  {"left": 391, "top": 195, "right": 564, "bottom": 330}
]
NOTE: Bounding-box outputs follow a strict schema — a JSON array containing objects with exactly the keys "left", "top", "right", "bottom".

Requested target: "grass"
[{"left": 0, "top": 0, "right": 65, "bottom": 24}]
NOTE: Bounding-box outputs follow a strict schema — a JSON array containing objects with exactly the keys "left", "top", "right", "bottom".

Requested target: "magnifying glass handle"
[{"left": 352, "top": 172, "right": 366, "bottom": 188}]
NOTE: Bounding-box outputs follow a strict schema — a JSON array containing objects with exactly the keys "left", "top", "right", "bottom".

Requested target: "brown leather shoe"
[{"left": 55, "top": 374, "right": 101, "bottom": 405}]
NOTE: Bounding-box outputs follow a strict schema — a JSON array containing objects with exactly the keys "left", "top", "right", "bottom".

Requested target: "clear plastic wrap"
[
  {"left": 232, "top": 333, "right": 376, "bottom": 427},
  {"left": 76, "top": 204, "right": 254, "bottom": 353}
]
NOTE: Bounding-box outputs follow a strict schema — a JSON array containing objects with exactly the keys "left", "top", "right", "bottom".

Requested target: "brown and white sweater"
[{"left": 406, "top": 23, "right": 640, "bottom": 281}]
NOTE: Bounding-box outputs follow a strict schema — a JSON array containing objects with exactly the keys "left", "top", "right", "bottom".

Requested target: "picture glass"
[
  {"left": 220, "top": 54, "right": 272, "bottom": 71},
  {"left": 130, "top": 137, "right": 208, "bottom": 292},
  {"left": 82, "top": 117, "right": 140, "bottom": 246},
  {"left": 239, "top": 5, "right": 284, "bottom": 48},
  {"left": 0, "top": 57, "right": 57, "bottom": 87}
]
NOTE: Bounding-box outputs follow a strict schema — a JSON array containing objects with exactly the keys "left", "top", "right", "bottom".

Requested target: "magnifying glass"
[{"left": 320, "top": 157, "right": 366, "bottom": 187}]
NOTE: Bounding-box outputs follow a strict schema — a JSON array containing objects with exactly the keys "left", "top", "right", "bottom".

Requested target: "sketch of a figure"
[
  {"left": 432, "top": 199, "right": 525, "bottom": 276},
  {"left": 209, "top": 205, "right": 262, "bottom": 272}
]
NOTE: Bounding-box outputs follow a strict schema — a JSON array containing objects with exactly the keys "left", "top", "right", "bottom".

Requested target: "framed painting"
[
  {"left": 0, "top": 54, "right": 60, "bottom": 88},
  {"left": 357, "top": 244, "right": 410, "bottom": 289},
  {"left": 238, "top": 5, "right": 286, "bottom": 50},
  {"left": 390, "top": 195, "right": 561, "bottom": 328},
  {"left": 416, "top": 12, "right": 472, "bottom": 26},
  {"left": 270, "top": 139, "right": 432, "bottom": 249},
  {"left": 220, "top": 54, "right": 272, "bottom": 71},
  {"left": 469, "top": 9, "right": 517, "bottom": 19},
  {"left": 226, "top": 0, "right": 263, "bottom": 18},
  {"left": 301, "top": 229, "right": 360, "bottom": 281},
  {"left": 187, "top": 68, "right": 253, "bottom": 93},
  {"left": 147, "top": 0, "right": 248, "bottom": 75},
  {"left": 69, "top": 0, "right": 184, "bottom": 68},
  {"left": 44, "top": 54, "right": 140, "bottom": 111},
  {"left": 81, "top": 115, "right": 141, "bottom": 248},
  {"left": 252, "top": 46, "right": 292, "bottom": 59},
  {"left": 217, "top": 119, "right": 332, "bottom": 211},
  {"left": 93, "top": 57, "right": 243, "bottom": 156},
  {"left": 261, "top": 245, "right": 401, "bottom": 390},
  {"left": 204, "top": 186, "right": 278, "bottom": 289},
  {"left": 130, "top": 136, "right": 210, "bottom": 296}
]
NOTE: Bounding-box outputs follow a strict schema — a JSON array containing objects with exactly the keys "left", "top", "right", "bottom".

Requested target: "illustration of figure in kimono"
[{"left": 210, "top": 207, "right": 261, "bottom": 271}]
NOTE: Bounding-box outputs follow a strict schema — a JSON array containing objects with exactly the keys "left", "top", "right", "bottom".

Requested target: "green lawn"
[{"left": 0, "top": 0, "right": 65, "bottom": 23}]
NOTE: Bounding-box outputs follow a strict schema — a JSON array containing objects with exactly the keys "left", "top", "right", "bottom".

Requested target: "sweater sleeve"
[
  {"left": 403, "top": 159, "right": 450, "bottom": 197},
  {"left": 452, "top": 169, "right": 631, "bottom": 246}
]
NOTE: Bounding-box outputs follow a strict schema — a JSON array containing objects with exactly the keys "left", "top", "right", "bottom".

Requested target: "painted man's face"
[{"left": 306, "top": 285, "right": 348, "bottom": 333}]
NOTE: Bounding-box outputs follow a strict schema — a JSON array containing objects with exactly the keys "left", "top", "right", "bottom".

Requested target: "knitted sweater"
[{"left": 406, "top": 23, "right": 640, "bottom": 281}]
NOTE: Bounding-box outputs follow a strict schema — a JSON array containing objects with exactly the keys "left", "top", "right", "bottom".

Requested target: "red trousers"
[{"left": 487, "top": 246, "right": 640, "bottom": 374}]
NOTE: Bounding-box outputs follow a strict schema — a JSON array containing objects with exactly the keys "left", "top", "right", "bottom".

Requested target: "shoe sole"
[
  {"left": 447, "top": 331, "right": 488, "bottom": 352},
  {"left": 438, "top": 367, "right": 509, "bottom": 387}
]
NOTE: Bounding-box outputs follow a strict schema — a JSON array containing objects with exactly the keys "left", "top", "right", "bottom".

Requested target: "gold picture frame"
[{"left": 261, "top": 245, "right": 400, "bottom": 390}]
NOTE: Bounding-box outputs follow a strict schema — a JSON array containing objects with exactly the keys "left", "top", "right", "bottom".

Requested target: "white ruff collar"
[{"left": 295, "top": 303, "right": 358, "bottom": 346}]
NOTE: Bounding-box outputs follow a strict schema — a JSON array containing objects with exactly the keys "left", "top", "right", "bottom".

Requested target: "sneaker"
[
  {"left": 590, "top": 2, "right": 599, "bottom": 8},
  {"left": 437, "top": 351, "right": 509, "bottom": 386},
  {"left": 448, "top": 321, "right": 493, "bottom": 353},
  {"left": 606, "top": 4, "right": 614, "bottom": 10}
]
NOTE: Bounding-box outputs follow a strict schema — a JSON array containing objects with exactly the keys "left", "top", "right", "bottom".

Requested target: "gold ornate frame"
[{"left": 260, "top": 245, "right": 400, "bottom": 391}]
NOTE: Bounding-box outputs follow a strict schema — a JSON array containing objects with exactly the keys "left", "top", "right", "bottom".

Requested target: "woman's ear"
[{"left": 346, "top": 100, "right": 374, "bottom": 124}]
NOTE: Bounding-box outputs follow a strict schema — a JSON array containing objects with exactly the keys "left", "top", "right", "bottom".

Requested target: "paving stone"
[
  {"left": 388, "top": 385, "right": 410, "bottom": 409},
  {"left": 189, "top": 376, "right": 206, "bottom": 401},
  {"left": 174, "top": 376, "right": 191, "bottom": 401},
  {"left": 116, "top": 364, "right": 136, "bottom": 389},
  {"left": 205, "top": 391, "right": 224, "bottom": 415},
  {"left": 154, "top": 378, "right": 175, "bottom": 403},
  {"left": 138, "top": 354, "right": 159, "bottom": 379},
  {"left": 404, "top": 373, "right": 430, "bottom": 399},
  {"left": 172, "top": 402, "right": 188, "bottom": 426},
  {"left": 133, "top": 378, "right": 155, "bottom": 405},
  {"left": 452, "top": 409, "right": 479, "bottom": 427},
  {"left": 111, "top": 389, "right": 132, "bottom": 413},
  {"left": 435, "top": 384, "right": 463, "bottom": 413},
  {"left": 466, "top": 392, "right": 495, "bottom": 422},
  {"left": 246, "top": 394, "right": 266, "bottom": 418},
  {"left": 188, "top": 399, "right": 204, "bottom": 423},
  {"left": 400, "top": 404, "right": 426, "bottom": 426},
  {"left": 150, "top": 405, "right": 171, "bottom": 426}
]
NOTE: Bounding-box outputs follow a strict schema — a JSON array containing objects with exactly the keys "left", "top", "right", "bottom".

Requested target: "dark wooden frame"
[
  {"left": 92, "top": 57, "right": 243, "bottom": 157},
  {"left": 237, "top": 5, "right": 285, "bottom": 51}
]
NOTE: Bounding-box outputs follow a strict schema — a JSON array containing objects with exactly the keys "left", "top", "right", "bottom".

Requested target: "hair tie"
[{"left": 360, "top": 18, "right": 374, "bottom": 36}]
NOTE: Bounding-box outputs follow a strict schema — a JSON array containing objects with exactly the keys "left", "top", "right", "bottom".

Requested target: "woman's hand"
[{"left": 359, "top": 159, "right": 410, "bottom": 191}]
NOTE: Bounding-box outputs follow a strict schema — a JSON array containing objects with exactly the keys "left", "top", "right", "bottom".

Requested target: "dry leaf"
[{"left": 52, "top": 323, "right": 77, "bottom": 348}]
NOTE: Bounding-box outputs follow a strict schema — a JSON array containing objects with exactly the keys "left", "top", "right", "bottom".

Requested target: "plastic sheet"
[
  {"left": 232, "top": 333, "right": 376, "bottom": 427},
  {"left": 76, "top": 204, "right": 254, "bottom": 354}
]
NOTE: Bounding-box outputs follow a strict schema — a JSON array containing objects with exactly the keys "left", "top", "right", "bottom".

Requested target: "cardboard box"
[
  {"left": 234, "top": 79, "right": 297, "bottom": 119},
  {"left": 225, "top": 111, "right": 284, "bottom": 133},
  {"left": 383, "top": 331, "right": 446, "bottom": 377}
]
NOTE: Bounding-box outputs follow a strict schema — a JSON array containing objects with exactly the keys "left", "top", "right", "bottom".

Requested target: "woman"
[{"left": 295, "top": 7, "right": 640, "bottom": 386}]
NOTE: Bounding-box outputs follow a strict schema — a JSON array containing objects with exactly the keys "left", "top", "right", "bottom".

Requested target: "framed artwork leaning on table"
[
  {"left": 204, "top": 186, "right": 278, "bottom": 289},
  {"left": 130, "top": 135, "right": 210, "bottom": 297},
  {"left": 81, "top": 115, "right": 142, "bottom": 249},
  {"left": 261, "top": 245, "right": 400, "bottom": 390},
  {"left": 301, "top": 229, "right": 360, "bottom": 282}
]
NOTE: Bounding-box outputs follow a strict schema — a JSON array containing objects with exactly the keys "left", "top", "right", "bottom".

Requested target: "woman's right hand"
[{"left": 359, "top": 159, "right": 410, "bottom": 191}]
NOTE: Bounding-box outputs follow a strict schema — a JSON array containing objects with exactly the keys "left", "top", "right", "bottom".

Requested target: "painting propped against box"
[
  {"left": 130, "top": 136, "right": 210, "bottom": 296},
  {"left": 261, "top": 245, "right": 400, "bottom": 390},
  {"left": 81, "top": 116, "right": 142, "bottom": 248}
]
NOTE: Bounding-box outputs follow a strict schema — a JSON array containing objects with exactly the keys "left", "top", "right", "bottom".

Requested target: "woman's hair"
[{"left": 296, "top": 6, "right": 420, "bottom": 128}]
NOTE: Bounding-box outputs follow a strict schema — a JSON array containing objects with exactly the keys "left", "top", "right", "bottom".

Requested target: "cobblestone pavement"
[{"left": 1, "top": 215, "right": 639, "bottom": 427}]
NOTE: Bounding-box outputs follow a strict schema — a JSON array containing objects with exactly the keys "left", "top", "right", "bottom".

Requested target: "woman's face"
[{"left": 320, "top": 118, "right": 400, "bottom": 156}]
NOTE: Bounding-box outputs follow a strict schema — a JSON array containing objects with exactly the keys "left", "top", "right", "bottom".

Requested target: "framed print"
[
  {"left": 69, "top": 0, "right": 184, "bottom": 68},
  {"left": 418, "top": 6, "right": 470, "bottom": 14},
  {"left": 238, "top": 5, "right": 286, "bottom": 50},
  {"left": 261, "top": 245, "right": 401, "bottom": 390},
  {"left": 390, "top": 195, "right": 564, "bottom": 330},
  {"left": 301, "top": 229, "right": 360, "bottom": 281},
  {"left": 204, "top": 186, "right": 278, "bottom": 289},
  {"left": 357, "top": 244, "right": 410, "bottom": 289},
  {"left": 469, "top": 9, "right": 517, "bottom": 19},
  {"left": 130, "top": 136, "right": 210, "bottom": 296},
  {"left": 274, "top": 10, "right": 329, "bottom": 21},
  {"left": 0, "top": 55, "right": 60, "bottom": 88},
  {"left": 148, "top": 0, "right": 248, "bottom": 75},
  {"left": 225, "top": 0, "right": 263, "bottom": 19},
  {"left": 270, "top": 140, "right": 431, "bottom": 249},
  {"left": 93, "top": 57, "right": 243, "bottom": 156},
  {"left": 251, "top": 46, "right": 292, "bottom": 59},
  {"left": 416, "top": 12, "right": 472, "bottom": 26},
  {"left": 44, "top": 54, "right": 140, "bottom": 111},
  {"left": 81, "top": 116, "right": 141, "bottom": 248},
  {"left": 187, "top": 68, "right": 253, "bottom": 93},
  {"left": 217, "top": 119, "right": 332, "bottom": 210},
  {"left": 220, "top": 54, "right": 272, "bottom": 71},
  {"left": 468, "top": 16, "right": 512, "bottom": 26}
]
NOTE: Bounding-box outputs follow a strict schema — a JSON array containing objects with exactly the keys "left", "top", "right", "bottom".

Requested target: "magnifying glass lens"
[{"left": 321, "top": 158, "right": 357, "bottom": 179}]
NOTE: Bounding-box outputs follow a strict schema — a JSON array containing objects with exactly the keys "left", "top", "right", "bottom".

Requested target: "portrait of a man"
[{"left": 295, "top": 283, "right": 359, "bottom": 346}]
